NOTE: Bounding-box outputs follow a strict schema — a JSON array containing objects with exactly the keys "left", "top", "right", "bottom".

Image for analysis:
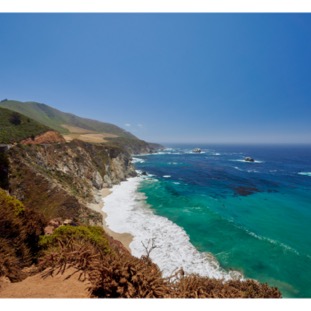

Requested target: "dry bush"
[
  {"left": 0, "top": 189, "right": 46, "bottom": 281},
  {"left": 171, "top": 274, "right": 281, "bottom": 298},
  {"left": 88, "top": 254, "right": 169, "bottom": 298},
  {"left": 39, "top": 238, "right": 104, "bottom": 280},
  {"left": 39, "top": 225, "right": 113, "bottom": 281},
  {"left": 0, "top": 238, "right": 27, "bottom": 282}
]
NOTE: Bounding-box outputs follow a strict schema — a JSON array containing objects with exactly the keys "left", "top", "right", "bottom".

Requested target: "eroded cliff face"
[
  {"left": 4, "top": 140, "right": 136, "bottom": 225},
  {"left": 20, "top": 130, "right": 66, "bottom": 145}
]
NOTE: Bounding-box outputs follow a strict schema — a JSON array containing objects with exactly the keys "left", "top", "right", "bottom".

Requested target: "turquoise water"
[{"left": 134, "top": 144, "right": 311, "bottom": 297}]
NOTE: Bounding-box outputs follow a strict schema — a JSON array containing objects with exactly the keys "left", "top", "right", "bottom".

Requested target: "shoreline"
[
  {"left": 87, "top": 188, "right": 133, "bottom": 253},
  {"left": 98, "top": 175, "right": 238, "bottom": 280}
]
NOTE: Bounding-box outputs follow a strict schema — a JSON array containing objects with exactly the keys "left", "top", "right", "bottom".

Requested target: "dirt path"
[{"left": 0, "top": 268, "right": 90, "bottom": 298}]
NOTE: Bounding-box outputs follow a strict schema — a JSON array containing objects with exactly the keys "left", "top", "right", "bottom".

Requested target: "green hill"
[
  {"left": 0, "top": 100, "right": 137, "bottom": 139},
  {"left": 0, "top": 107, "right": 51, "bottom": 144}
]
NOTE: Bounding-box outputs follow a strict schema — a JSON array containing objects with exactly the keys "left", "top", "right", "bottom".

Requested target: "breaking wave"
[{"left": 102, "top": 177, "right": 240, "bottom": 280}]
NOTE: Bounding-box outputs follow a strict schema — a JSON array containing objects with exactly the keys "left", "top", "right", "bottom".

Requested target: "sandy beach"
[{"left": 87, "top": 188, "right": 133, "bottom": 253}]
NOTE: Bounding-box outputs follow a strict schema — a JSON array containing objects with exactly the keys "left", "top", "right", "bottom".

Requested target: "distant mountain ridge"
[
  {"left": 0, "top": 99, "right": 137, "bottom": 140},
  {"left": 0, "top": 99, "right": 163, "bottom": 153}
]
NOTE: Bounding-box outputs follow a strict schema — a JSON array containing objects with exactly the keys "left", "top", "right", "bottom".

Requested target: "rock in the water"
[{"left": 244, "top": 157, "right": 255, "bottom": 162}]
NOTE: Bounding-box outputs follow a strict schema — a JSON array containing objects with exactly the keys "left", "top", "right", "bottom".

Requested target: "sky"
[{"left": 0, "top": 13, "right": 311, "bottom": 144}]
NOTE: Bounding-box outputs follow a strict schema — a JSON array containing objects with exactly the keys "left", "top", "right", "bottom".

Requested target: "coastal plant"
[
  {"left": 88, "top": 254, "right": 169, "bottom": 298},
  {"left": 171, "top": 274, "right": 282, "bottom": 298},
  {"left": 0, "top": 189, "right": 46, "bottom": 281},
  {"left": 39, "top": 237, "right": 105, "bottom": 281},
  {"left": 0, "top": 237, "right": 25, "bottom": 282},
  {"left": 38, "top": 225, "right": 112, "bottom": 279},
  {"left": 39, "top": 225, "right": 111, "bottom": 254}
]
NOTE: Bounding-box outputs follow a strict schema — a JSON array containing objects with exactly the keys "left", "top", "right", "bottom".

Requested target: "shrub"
[
  {"left": 0, "top": 189, "right": 46, "bottom": 281},
  {"left": 9, "top": 112, "right": 22, "bottom": 125},
  {"left": 88, "top": 255, "right": 169, "bottom": 298},
  {"left": 38, "top": 225, "right": 113, "bottom": 283},
  {"left": 171, "top": 274, "right": 281, "bottom": 298},
  {"left": 39, "top": 225, "right": 111, "bottom": 254}
]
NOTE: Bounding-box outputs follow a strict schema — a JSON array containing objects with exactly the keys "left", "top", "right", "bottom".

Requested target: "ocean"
[{"left": 103, "top": 144, "right": 311, "bottom": 298}]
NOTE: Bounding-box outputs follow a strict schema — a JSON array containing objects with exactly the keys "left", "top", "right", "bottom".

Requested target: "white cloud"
[
  {"left": 137, "top": 123, "right": 143, "bottom": 127},
  {"left": 125, "top": 123, "right": 131, "bottom": 127}
]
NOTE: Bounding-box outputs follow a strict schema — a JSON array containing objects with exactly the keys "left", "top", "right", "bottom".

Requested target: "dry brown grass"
[
  {"left": 61, "top": 124, "right": 118, "bottom": 143},
  {"left": 61, "top": 125, "right": 96, "bottom": 134}
]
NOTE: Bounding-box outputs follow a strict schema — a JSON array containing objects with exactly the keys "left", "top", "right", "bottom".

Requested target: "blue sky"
[{"left": 0, "top": 13, "right": 311, "bottom": 144}]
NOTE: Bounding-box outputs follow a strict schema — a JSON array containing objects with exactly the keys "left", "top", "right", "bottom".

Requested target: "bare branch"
[{"left": 141, "top": 238, "right": 158, "bottom": 260}]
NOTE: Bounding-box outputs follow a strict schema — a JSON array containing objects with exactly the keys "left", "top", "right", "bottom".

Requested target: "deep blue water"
[{"left": 134, "top": 144, "right": 311, "bottom": 298}]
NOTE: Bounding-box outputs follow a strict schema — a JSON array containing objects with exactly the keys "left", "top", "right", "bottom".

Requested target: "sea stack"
[{"left": 244, "top": 157, "right": 255, "bottom": 162}]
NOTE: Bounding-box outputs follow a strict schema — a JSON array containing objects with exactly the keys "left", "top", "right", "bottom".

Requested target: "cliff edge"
[{"left": 1, "top": 140, "right": 136, "bottom": 225}]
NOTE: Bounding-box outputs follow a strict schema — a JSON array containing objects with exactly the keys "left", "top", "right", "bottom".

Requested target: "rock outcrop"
[
  {"left": 20, "top": 130, "right": 66, "bottom": 145},
  {"left": 244, "top": 157, "right": 255, "bottom": 162},
  {"left": 2, "top": 140, "right": 136, "bottom": 225}
]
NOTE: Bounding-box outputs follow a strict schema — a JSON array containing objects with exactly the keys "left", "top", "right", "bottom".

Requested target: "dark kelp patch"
[{"left": 233, "top": 186, "right": 260, "bottom": 196}]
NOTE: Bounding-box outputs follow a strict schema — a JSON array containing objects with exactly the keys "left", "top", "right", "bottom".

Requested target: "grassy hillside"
[
  {"left": 0, "top": 107, "right": 51, "bottom": 144},
  {"left": 0, "top": 100, "right": 137, "bottom": 139}
]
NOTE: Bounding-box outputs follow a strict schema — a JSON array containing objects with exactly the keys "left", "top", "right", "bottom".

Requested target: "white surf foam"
[
  {"left": 298, "top": 172, "right": 311, "bottom": 177},
  {"left": 132, "top": 157, "right": 145, "bottom": 164},
  {"left": 243, "top": 227, "right": 300, "bottom": 256},
  {"left": 233, "top": 166, "right": 258, "bottom": 173},
  {"left": 163, "top": 175, "right": 171, "bottom": 178},
  {"left": 231, "top": 159, "right": 264, "bottom": 164},
  {"left": 135, "top": 151, "right": 182, "bottom": 156},
  {"left": 233, "top": 166, "right": 243, "bottom": 171},
  {"left": 186, "top": 151, "right": 206, "bottom": 154},
  {"left": 103, "top": 177, "right": 238, "bottom": 280}
]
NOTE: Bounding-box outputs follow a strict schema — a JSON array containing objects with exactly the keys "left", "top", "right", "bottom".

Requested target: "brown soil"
[
  {"left": 0, "top": 268, "right": 90, "bottom": 298},
  {"left": 20, "top": 131, "right": 66, "bottom": 145}
]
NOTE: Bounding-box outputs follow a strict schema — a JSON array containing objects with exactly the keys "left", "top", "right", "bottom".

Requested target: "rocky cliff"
[
  {"left": 1, "top": 140, "right": 136, "bottom": 225},
  {"left": 20, "top": 130, "right": 66, "bottom": 145},
  {"left": 105, "top": 137, "right": 164, "bottom": 155}
]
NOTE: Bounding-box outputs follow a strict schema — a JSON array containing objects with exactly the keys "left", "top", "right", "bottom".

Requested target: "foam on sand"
[{"left": 103, "top": 177, "right": 240, "bottom": 280}]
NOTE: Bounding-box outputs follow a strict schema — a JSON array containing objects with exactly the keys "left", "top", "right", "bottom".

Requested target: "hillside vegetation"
[
  {"left": 0, "top": 107, "right": 51, "bottom": 144},
  {"left": 0, "top": 100, "right": 137, "bottom": 139},
  {"left": 0, "top": 189, "right": 46, "bottom": 282}
]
